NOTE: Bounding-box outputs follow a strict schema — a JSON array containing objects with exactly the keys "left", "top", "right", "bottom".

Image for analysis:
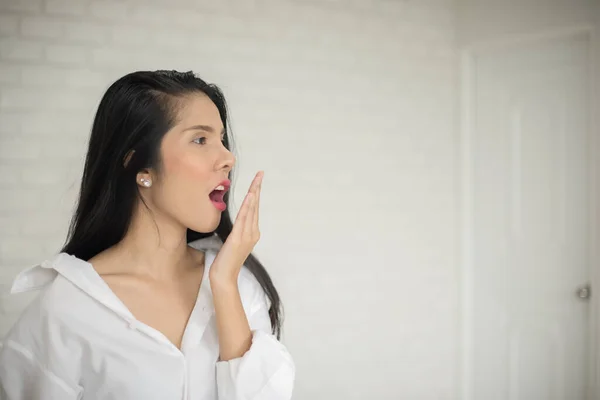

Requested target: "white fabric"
[{"left": 0, "top": 235, "right": 295, "bottom": 400}]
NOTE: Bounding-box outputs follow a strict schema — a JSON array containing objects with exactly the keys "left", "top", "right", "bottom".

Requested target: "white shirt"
[{"left": 0, "top": 235, "right": 295, "bottom": 400}]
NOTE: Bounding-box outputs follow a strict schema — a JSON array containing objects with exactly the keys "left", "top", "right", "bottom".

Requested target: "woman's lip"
[
  {"left": 210, "top": 179, "right": 229, "bottom": 212},
  {"left": 214, "top": 179, "right": 231, "bottom": 191},
  {"left": 211, "top": 199, "right": 227, "bottom": 211}
]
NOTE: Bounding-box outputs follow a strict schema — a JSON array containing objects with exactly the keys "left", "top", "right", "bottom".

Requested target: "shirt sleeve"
[
  {"left": 215, "top": 290, "right": 295, "bottom": 400},
  {"left": 0, "top": 341, "right": 82, "bottom": 400}
]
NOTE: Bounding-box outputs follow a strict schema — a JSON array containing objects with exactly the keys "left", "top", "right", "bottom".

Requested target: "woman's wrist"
[{"left": 209, "top": 267, "right": 239, "bottom": 292}]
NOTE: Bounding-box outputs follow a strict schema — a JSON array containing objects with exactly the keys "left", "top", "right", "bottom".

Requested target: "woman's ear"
[{"left": 123, "top": 149, "right": 135, "bottom": 168}]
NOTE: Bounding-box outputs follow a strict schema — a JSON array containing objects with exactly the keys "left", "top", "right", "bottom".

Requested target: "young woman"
[{"left": 0, "top": 70, "right": 295, "bottom": 399}]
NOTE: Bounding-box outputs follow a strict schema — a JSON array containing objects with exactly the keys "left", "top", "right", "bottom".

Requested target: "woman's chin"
[{"left": 188, "top": 215, "right": 221, "bottom": 233}]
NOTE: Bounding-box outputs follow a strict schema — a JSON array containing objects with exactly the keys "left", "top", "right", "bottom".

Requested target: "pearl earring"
[{"left": 140, "top": 178, "right": 152, "bottom": 187}]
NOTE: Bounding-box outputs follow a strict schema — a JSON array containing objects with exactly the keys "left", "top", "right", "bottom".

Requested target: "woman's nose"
[{"left": 218, "top": 148, "right": 236, "bottom": 173}]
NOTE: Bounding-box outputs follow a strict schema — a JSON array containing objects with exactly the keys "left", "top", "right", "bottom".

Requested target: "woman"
[{"left": 0, "top": 70, "right": 295, "bottom": 399}]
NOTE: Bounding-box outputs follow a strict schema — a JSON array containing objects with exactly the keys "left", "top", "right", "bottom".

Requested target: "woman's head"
[
  {"left": 130, "top": 85, "right": 236, "bottom": 235},
  {"left": 80, "top": 71, "right": 235, "bottom": 244},
  {"left": 62, "top": 70, "right": 282, "bottom": 337}
]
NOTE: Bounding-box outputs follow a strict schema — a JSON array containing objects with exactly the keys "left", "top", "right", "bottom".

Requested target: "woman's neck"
[{"left": 108, "top": 203, "right": 197, "bottom": 280}]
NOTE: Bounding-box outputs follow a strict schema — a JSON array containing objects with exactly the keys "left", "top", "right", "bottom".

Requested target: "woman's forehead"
[{"left": 177, "top": 94, "right": 222, "bottom": 126}]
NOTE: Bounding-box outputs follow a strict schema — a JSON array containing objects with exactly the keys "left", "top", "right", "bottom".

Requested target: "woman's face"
[{"left": 144, "top": 93, "right": 235, "bottom": 233}]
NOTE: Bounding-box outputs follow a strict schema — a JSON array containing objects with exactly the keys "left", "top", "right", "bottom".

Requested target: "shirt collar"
[
  {"left": 10, "top": 252, "right": 73, "bottom": 294},
  {"left": 10, "top": 235, "right": 223, "bottom": 308},
  {"left": 188, "top": 234, "right": 223, "bottom": 253},
  {"left": 9, "top": 252, "right": 136, "bottom": 320}
]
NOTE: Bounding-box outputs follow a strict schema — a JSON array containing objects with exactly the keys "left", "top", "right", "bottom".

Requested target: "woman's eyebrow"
[{"left": 182, "top": 125, "right": 225, "bottom": 135}]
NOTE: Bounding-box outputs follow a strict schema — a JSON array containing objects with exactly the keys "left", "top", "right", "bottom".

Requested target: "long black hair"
[{"left": 61, "top": 70, "right": 282, "bottom": 338}]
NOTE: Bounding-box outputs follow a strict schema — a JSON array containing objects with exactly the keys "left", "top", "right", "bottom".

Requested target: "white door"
[{"left": 462, "top": 31, "right": 594, "bottom": 400}]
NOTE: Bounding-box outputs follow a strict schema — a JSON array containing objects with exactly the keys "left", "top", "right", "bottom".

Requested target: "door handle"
[{"left": 576, "top": 284, "right": 591, "bottom": 300}]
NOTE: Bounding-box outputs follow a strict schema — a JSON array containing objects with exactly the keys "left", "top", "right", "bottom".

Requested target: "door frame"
[{"left": 458, "top": 24, "right": 600, "bottom": 400}]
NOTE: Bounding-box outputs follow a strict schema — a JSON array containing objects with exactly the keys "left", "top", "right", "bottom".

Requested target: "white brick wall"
[{"left": 0, "top": 0, "right": 458, "bottom": 398}]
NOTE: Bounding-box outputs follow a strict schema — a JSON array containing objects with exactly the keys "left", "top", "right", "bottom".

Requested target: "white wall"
[
  {"left": 457, "top": 0, "right": 597, "bottom": 46},
  {"left": 0, "top": 0, "right": 459, "bottom": 398}
]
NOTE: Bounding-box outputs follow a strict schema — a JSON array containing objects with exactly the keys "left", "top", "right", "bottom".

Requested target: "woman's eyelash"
[{"left": 193, "top": 136, "right": 225, "bottom": 145}]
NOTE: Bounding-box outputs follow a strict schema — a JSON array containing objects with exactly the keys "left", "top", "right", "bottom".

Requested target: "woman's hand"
[{"left": 209, "top": 171, "right": 263, "bottom": 286}]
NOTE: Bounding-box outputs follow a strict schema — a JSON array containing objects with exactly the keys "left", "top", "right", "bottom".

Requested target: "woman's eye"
[{"left": 193, "top": 137, "right": 207, "bottom": 145}]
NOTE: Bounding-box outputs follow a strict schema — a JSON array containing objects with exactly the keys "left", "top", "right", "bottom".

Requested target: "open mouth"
[
  {"left": 209, "top": 181, "right": 230, "bottom": 211},
  {"left": 209, "top": 185, "right": 226, "bottom": 202}
]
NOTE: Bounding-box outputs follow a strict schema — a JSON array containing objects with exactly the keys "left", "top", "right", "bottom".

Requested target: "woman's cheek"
[{"left": 184, "top": 157, "right": 211, "bottom": 181}]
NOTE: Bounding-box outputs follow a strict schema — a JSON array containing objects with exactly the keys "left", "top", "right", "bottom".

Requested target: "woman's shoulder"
[
  {"left": 1, "top": 278, "right": 73, "bottom": 366},
  {"left": 3, "top": 254, "right": 94, "bottom": 346},
  {"left": 3, "top": 287, "right": 51, "bottom": 345},
  {"left": 1, "top": 260, "right": 86, "bottom": 396}
]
